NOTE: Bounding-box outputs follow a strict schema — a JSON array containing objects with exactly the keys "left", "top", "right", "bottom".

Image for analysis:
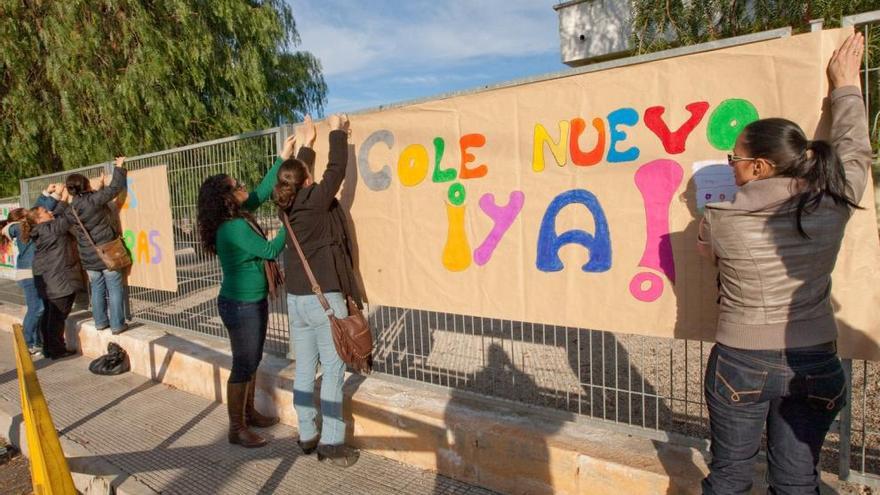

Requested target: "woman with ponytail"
[
  {"left": 196, "top": 116, "right": 316, "bottom": 449},
  {"left": 698, "top": 33, "right": 872, "bottom": 493},
  {"left": 274, "top": 113, "right": 362, "bottom": 468},
  {"left": 0, "top": 185, "right": 63, "bottom": 355}
]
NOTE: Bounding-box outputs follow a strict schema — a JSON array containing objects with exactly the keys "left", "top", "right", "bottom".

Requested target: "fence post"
[
  {"left": 839, "top": 358, "right": 854, "bottom": 481},
  {"left": 19, "top": 179, "right": 29, "bottom": 209}
]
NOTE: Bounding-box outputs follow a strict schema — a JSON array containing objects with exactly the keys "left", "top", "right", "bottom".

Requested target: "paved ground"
[{"left": 0, "top": 338, "right": 495, "bottom": 494}]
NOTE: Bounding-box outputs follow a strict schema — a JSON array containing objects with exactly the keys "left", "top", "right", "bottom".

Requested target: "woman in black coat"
[
  {"left": 23, "top": 185, "right": 85, "bottom": 359},
  {"left": 65, "top": 156, "right": 128, "bottom": 333}
]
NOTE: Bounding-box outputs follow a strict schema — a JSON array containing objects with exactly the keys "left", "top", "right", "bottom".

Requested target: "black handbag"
[{"left": 88, "top": 342, "right": 131, "bottom": 375}]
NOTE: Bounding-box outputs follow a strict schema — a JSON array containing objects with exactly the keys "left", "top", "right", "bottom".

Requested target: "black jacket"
[
  {"left": 282, "top": 130, "right": 362, "bottom": 306},
  {"left": 31, "top": 202, "right": 85, "bottom": 299},
  {"left": 66, "top": 167, "right": 128, "bottom": 271}
]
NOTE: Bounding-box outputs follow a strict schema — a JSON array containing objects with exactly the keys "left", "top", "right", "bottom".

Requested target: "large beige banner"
[
  {"left": 119, "top": 165, "right": 178, "bottom": 292},
  {"left": 306, "top": 29, "right": 880, "bottom": 360}
]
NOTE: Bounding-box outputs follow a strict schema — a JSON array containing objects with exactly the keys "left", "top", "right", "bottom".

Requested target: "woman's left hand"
[
  {"left": 280, "top": 134, "right": 297, "bottom": 160},
  {"left": 328, "top": 113, "right": 349, "bottom": 133},
  {"left": 302, "top": 114, "right": 316, "bottom": 147},
  {"left": 828, "top": 32, "right": 865, "bottom": 90}
]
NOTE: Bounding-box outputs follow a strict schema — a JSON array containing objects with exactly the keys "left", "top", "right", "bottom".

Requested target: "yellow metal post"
[{"left": 12, "top": 324, "right": 76, "bottom": 494}]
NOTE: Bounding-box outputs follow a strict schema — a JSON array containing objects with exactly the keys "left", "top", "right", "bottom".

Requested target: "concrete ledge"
[{"left": 0, "top": 304, "right": 843, "bottom": 494}]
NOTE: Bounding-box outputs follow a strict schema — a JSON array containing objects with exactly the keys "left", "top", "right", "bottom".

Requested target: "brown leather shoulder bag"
[
  {"left": 279, "top": 208, "right": 373, "bottom": 374},
  {"left": 70, "top": 205, "right": 132, "bottom": 272}
]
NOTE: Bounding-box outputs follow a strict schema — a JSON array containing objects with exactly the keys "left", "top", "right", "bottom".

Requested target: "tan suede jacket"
[{"left": 699, "top": 86, "right": 873, "bottom": 350}]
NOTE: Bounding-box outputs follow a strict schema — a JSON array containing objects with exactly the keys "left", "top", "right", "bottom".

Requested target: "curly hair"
[
  {"left": 197, "top": 174, "right": 251, "bottom": 255},
  {"left": 0, "top": 208, "right": 28, "bottom": 249}
]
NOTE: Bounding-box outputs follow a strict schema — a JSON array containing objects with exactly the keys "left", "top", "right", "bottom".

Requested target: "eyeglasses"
[
  {"left": 727, "top": 154, "right": 755, "bottom": 166},
  {"left": 727, "top": 154, "right": 776, "bottom": 168}
]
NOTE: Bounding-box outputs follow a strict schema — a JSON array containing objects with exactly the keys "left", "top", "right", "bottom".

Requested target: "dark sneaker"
[
  {"left": 50, "top": 349, "right": 77, "bottom": 360},
  {"left": 317, "top": 444, "right": 360, "bottom": 467}
]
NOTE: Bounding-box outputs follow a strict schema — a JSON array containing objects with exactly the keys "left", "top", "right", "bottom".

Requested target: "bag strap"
[
  {"left": 277, "top": 207, "right": 333, "bottom": 313},
  {"left": 242, "top": 215, "right": 267, "bottom": 239},
  {"left": 69, "top": 203, "right": 101, "bottom": 252}
]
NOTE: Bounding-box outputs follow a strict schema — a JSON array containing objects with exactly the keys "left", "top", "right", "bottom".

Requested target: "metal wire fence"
[
  {"left": 8, "top": 17, "right": 880, "bottom": 488},
  {"left": 120, "top": 129, "right": 290, "bottom": 356}
]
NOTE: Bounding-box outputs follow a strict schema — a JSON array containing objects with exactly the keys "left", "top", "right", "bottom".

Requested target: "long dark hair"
[
  {"left": 65, "top": 173, "right": 91, "bottom": 196},
  {"left": 0, "top": 208, "right": 28, "bottom": 248},
  {"left": 740, "top": 118, "right": 861, "bottom": 238},
  {"left": 197, "top": 174, "right": 252, "bottom": 255},
  {"left": 272, "top": 158, "right": 310, "bottom": 212}
]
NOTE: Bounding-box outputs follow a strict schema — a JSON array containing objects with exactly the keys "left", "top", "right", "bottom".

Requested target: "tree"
[
  {"left": 0, "top": 0, "right": 326, "bottom": 197},
  {"left": 631, "top": 1, "right": 880, "bottom": 54}
]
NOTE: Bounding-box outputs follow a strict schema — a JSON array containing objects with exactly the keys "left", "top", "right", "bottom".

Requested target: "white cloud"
[{"left": 289, "top": 0, "right": 559, "bottom": 78}]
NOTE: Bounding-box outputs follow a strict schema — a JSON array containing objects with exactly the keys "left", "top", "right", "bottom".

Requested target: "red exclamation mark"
[{"left": 629, "top": 159, "right": 683, "bottom": 302}]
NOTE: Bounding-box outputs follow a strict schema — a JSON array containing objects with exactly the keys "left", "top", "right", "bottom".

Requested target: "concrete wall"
[{"left": 556, "top": 0, "right": 633, "bottom": 66}]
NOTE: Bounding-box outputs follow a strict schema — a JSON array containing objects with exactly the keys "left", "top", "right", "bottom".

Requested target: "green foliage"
[
  {"left": 0, "top": 0, "right": 326, "bottom": 197},
  {"left": 631, "top": 0, "right": 880, "bottom": 54}
]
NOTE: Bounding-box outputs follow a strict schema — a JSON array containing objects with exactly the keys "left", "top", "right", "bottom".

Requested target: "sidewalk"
[{"left": 0, "top": 332, "right": 495, "bottom": 494}]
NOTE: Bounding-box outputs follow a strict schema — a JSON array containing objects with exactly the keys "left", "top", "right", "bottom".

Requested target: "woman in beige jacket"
[{"left": 698, "top": 32, "right": 872, "bottom": 494}]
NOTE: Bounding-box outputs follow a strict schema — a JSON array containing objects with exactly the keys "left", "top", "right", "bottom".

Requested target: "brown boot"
[
  {"left": 227, "top": 382, "right": 267, "bottom": 448},
  {"left": 246, "top": 376, "right": 279, "bottom": 428}
]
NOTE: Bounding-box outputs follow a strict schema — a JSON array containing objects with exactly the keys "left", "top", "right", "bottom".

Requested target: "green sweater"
[{"left": 217, "top": 157, "right": 287, "bottom": 302}]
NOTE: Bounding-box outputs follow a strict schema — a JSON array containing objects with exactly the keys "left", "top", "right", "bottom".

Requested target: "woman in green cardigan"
[{"left": 197, "top": 117, "right": 317, "bottom": 448}]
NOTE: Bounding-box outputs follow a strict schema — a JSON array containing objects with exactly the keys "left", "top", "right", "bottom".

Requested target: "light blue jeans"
[
  {"left": 87, "top": 269, "right": 126, "bottom": 331},
  {"left": 287, "top": 292, "right": 348, "bottom": 446}
]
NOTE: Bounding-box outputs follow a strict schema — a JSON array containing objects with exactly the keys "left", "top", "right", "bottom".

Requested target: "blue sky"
[{"left": 287, "top": 1, "right": 565, "bottom": 115}]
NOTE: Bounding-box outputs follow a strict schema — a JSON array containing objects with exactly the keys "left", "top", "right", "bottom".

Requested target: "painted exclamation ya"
[{"left": 629, "top": 159, "right": 683, "bottom": 302}]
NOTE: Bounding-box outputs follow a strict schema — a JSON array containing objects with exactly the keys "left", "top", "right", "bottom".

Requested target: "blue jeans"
[
  {"left": 703, "top": 342, "right": 845, "bottom": 495},
  {"left": 17, "top": 278, "right": 43, "bottom": 347},
  {"left": 218, "top": 296, "right": 268, "bottom": 384},
  {"left": 87, "top": 269, "right": 126, "bottom": 331},
  {"left": 288, "top": 292, "right": 348, "bottom": 446}
]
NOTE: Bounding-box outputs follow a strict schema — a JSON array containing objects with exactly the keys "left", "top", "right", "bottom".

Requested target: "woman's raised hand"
[
  {"left": 280, "top": 134, "right": 297, "bottom": 160},
  {"left": 828, "top": 32, "right": 865, "bottom": 91},
  {"left": 328, "top": 113, "right": 349, "bottom": 132},
  {"left": 114, "top": 156, "right": 126, "bottom": 168},
  {"left": 303, "top": 114, "right": 317, "bottom": 147}
]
